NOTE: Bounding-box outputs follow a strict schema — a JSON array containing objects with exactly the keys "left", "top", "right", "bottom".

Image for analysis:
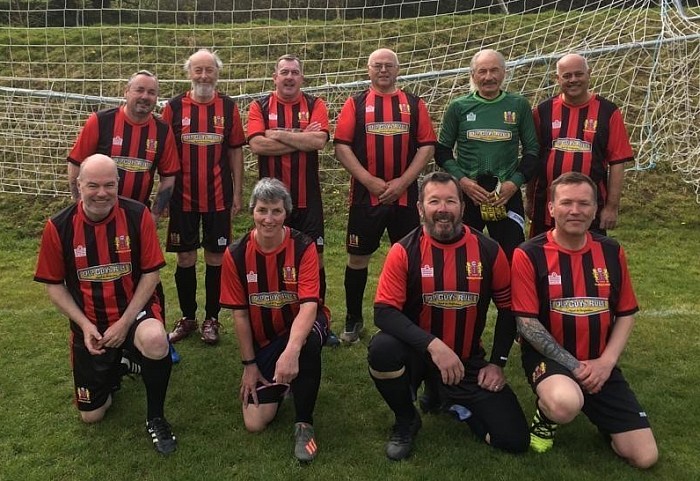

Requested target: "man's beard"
[
  {"left": 426, "top": 213, "right": 462, "bottom": 242},
  {"left": 192, "top": 82, "right": 215, "bottom": 99}
]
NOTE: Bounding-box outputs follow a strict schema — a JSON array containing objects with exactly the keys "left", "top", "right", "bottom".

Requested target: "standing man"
[
  {"left": 247, "top": 54, "right": 338, "bottom": 346},
  {"left": 335, "top": 47, "right": 437, "bottom": 343},
  {"left": 163, "top": 49, "right": 246, "bottom": 345},
  {"left": 512, "top": 172, "right": 657, "bottom": 468},
  {"left": 436, "top": 49, "right": 539, "bottom": 259},
  {"left": 220, "top": 178, "right": 327, "bottom": 463},
  {"left": 528, "top": 53, "right": 633, "bottom": 236},
  {"left": 67, "top": 69, "right": 180, "bottom": 222},
  {"left": 368, "top": 172, "right": 529, "bottom": 461},
  {"left": 35, "top": 154, "right": 177, "bottom": 454}
]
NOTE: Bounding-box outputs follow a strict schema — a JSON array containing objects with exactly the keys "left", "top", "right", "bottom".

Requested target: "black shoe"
[
  {"left": 386, "top": 411, "right": 422, "bottom": 461},
  {"left": 146, "top": 417, "right": 177, "bottom": 455},
  {"left": 324, "top": 330, "right": 341, "bottom": 348}
]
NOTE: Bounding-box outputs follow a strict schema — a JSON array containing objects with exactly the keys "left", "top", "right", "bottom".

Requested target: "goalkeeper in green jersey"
[{"left": 436, "top": 49, "right": 539, "bottom": 259}]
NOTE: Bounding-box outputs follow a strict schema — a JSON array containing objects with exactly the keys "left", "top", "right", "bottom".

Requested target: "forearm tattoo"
[
  {"left": 516, "top": 316, "right": 580, "bottom": 372},
  {"left": 152, "top": 186, "right": 173, "bottom": 215}
]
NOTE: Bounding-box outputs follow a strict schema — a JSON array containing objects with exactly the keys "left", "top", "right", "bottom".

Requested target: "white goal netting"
[{"left": 1, "top": 0, "right": 699, "bottom": 201}]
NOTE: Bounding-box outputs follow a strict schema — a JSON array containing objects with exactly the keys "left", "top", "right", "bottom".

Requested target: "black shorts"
[
  {"left": 286, "top": 205, "right": 324, "bottom": 254},
  {"left": 521, "top": 347, "right": 651, "bottom": 434},
  {"left": 462, "top": 189, "right": 525, "bottom": 260},
  {"left": 254, "top": 308, "right": 329, "bottom": 382},
  {"left": 346, "top": 204, "right": 419, "bottom": 255},
  {"left": 71, "top": 306, "right": 161, "bottom": 412},
  {"left": 368, "top": 332, "right": 529, "bottom": 452},
  {"left": 166, "top": 205, "right": 232, "bottom": 253}
]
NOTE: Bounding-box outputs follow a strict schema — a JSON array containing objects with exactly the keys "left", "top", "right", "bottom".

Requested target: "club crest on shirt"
[
  {"left": 399, "top": 103, "right": 411, "bottom": 114},
  {"left": 76, "top": 387, "right": 91, "bottom": 403},
  {"left": 421, "top": 264, "right": 434, "bottom": 278},
  {"left": 246, "top": 271, "right": 258, "bottom": 283},
  {"left": 212, "top": 115, "right": 225, "bottom": 127},
  {"left": 298, "top": 111, "right": 310, "bottom": 122},
  {"left": 466, "top": 112, "right": 476, "bottom": 122},
  {"left": 592, "top": 267, "right": 610, "bottom": 286},
  {"left": 466, "top": 260, "right": 483, "bottom": 280},
  {"left": 548, "top": 271, "right": 562, "bottom": 285},
  {"left": 283, "top": 266, "right": 297, "bottom": 283},
  {"left": 146, "top": 138, "right": 158, "bottom": 153},
  {"left": 114, "top": 235, "right": 130, "bottom": 253},
  {"left": 584, "top": 119, "right": 598, "bottom": 132},
  {"left": 112, "top": 136, "right": 123, "bottom": 147},
  {"left": 532, "top": 362, "right": 547, "bottom": 383},
  {"left": 74, "top": 244, "right": 87, "bottom": 258},
  {"left": 503, "top": 111, "right": 517, "bottom": 124}
]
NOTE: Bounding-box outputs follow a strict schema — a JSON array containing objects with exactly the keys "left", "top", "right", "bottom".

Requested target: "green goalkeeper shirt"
[{"left": 438, "top": 90, "right": 539, "bottom": 187}]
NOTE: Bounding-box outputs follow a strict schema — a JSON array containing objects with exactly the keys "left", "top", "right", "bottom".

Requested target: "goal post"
[{"left": 1, "top": 0, "right": 699, "bottom": 201}]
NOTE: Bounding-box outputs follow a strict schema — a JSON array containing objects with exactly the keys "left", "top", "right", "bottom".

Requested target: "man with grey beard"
[
  {"left": 162, "top": 49, "right": 246, "bottom": 346},
  {"left": 367, "top": 171, "right": 528, "bottom": 461}
]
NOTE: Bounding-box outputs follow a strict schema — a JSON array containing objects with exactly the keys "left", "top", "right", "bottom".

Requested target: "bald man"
[
  {"left": 527, "top": 53, "right": 633, "bottom": 237},
  {"left": 35, "top": 154, "right": 177, "bottom": 454},
  {"left": 163, "top": 49, "right": 246, "bottom": 346},
  {"left": 334, "top": 48, "right": 437, "bottom": 343}
]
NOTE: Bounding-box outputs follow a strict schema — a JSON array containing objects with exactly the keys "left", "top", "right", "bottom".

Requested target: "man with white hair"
[
  {"left": 163, "top": 49, "right": 246, "bottom": 346},
  {"left": 436, "top": 48, "right": 539, "bottom": 260}
]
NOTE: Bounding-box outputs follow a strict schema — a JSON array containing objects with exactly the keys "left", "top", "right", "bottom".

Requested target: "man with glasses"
[
  {"left": 335, "top": 48, "right": 437, "bottom": 344},
  {"left": 436, "top": 48, "right": 539, "bottom": 260}
]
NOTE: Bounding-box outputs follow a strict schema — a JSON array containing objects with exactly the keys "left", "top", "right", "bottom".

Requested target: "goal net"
[{"left": 1, "top": 0, "right": 699, "bottom": 201}]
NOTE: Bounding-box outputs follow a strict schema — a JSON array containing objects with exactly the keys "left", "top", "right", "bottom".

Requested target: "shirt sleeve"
[
  {"left": 311, "top": 97, "right": 330, "bottom": 140},
  {"left": 220, "top": 246, "right": 248, "bottom": 309},
  {"left": 34, "top": 220, "right": 65, "bottom": 284},
  {"left": 415, "top": 97, "right": 437, "bottom": 146},
  {"left": 333, "top": 97, "right": 356, "bottom": 145},
  {"left": 157, "top": 126, "right": 181, "bottom": 176},
  {"left": 374, "top": 242, "right": 409, "bottom": 309},
  {"left": 511, "top": 247, "right": 540, "bottom": 318},
  {"left": 297, "top": 242, "right": 320, "bottom": 304},
  {"left": 228, "top": 102, "right": 246, "bottom": 148},
  {"left": 139, "top": 209, "right": 166, "bottom": 273},
  {"left": 606, "top": 109, "right": 634, "bottom": 165},
  {"left": 615, "top": 246, "right": 639, "bottom": 317},
  {"left": 67, "top": 113, "right": 99, "bottom": 165},
  {"left": 246, "top": 100, "right": 266, "bottom": 140}
]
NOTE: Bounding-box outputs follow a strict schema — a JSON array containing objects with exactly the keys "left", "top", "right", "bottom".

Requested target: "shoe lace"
[
  {"left": 203, "top": 318, "right": 220, "bottom": 330},
  {"left": 148, "top": 418, "right": 174, "bottom": 441},
  {"left": 531, "top": 418, "right": 556, "bottom": 439}
]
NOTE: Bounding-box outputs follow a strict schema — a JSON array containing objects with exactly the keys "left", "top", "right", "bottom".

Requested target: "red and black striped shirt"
[
  {"left": 162, "top": 91, "right": 246, "bottom": 212},
  {"left": 531, "top": 94, "right": 634, "bottom": 231},
  {"left": 68, "top": 107, "right": 180, "bottom": 206},
  {"left": 220, "top": 227, "right": 319, "bottom": 349},
  {"left": 34, "top": 197, "right": 165, "bottom": 335},
  {"left": 511, "top": 231, "right": 638, "bottom": 360},
  {"left": 248, "top": 92, "right": 328, "bottom": 209},
  {"left": 334, "top": 88, "right": 437, "bottom": 207},
  {"left": 375, "top": 225, "right": 511, "bottom": 362}
]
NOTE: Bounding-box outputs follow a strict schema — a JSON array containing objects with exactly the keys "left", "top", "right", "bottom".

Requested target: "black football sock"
[
  {"left": 141, "top": 354, "right": 173, "bottom": 420},
  {"left": 344, "top": 266, "right": 368, "bottom": 320},
  {"left": 175, "top": 265, "right": 197, "bottom": 319},
  {"left": 205, "top": 264, "right": 222, "bottom": 319}
]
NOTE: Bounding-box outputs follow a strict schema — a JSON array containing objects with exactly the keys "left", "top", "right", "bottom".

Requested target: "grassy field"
[{"left": 0, "top": 163, "right": 698, "bottom": 481}]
